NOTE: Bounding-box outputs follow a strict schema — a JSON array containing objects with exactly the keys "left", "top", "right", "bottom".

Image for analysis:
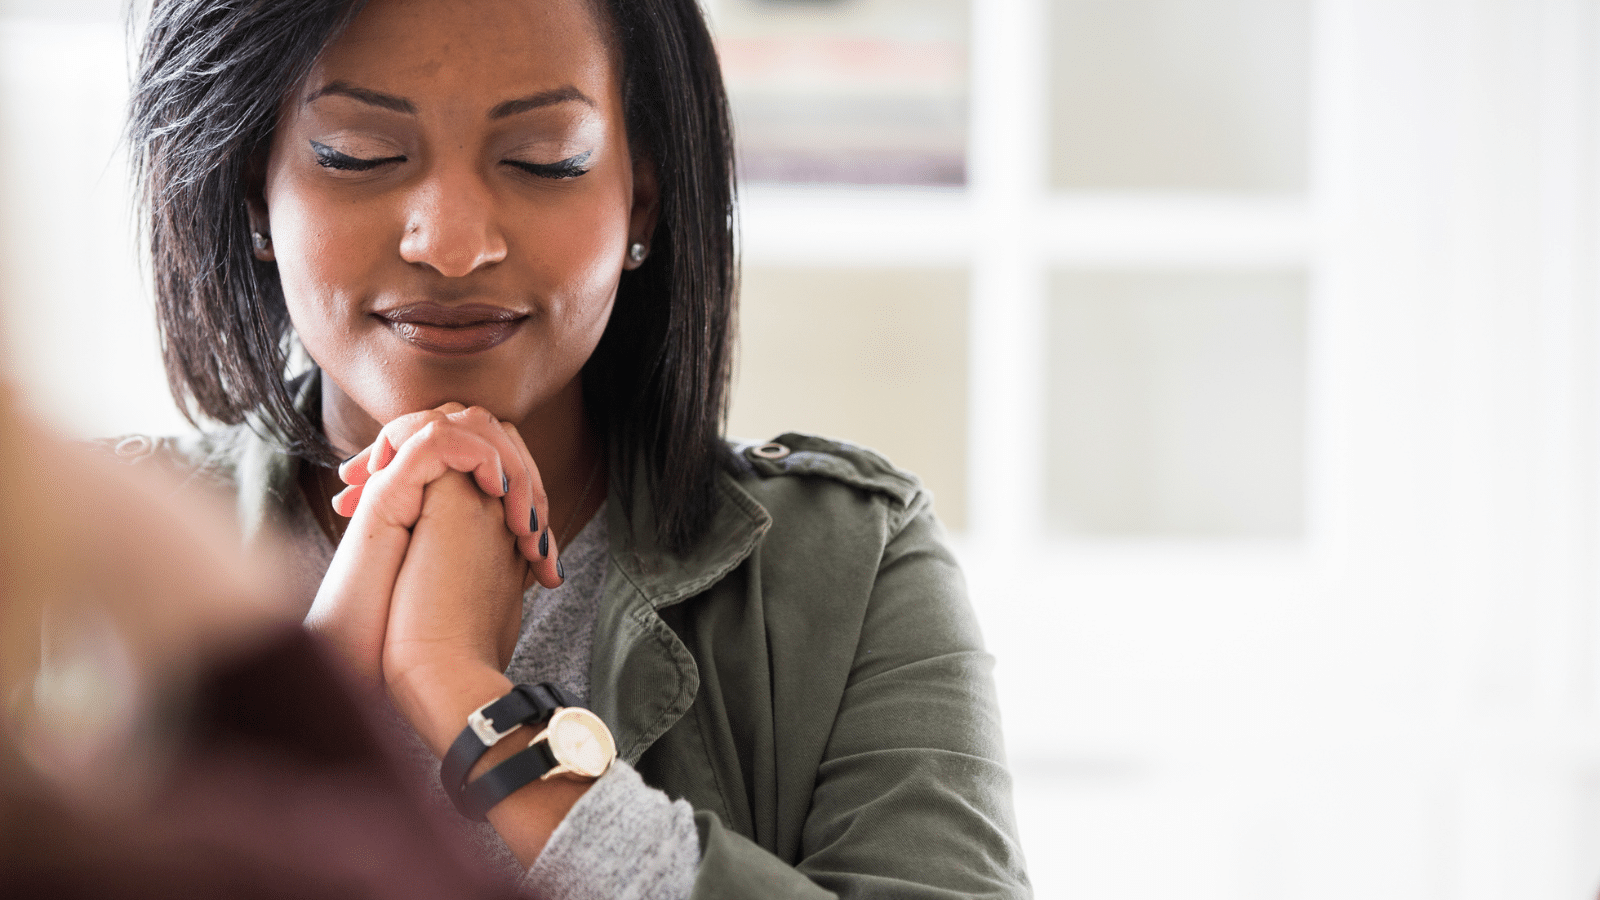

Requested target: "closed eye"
[
  {"left": 311, "top": 140, "right": 406, "bottom": 171},
  {"left": 505, "top": 150, "right": 593, "bottom": 180}
]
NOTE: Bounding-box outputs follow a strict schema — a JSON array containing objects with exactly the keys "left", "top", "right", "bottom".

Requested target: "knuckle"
[
  {"left": 392, "top": 409, "right": 431, "bottom": 431},
  {"left": 413, "top": 419, "right": 444, "bottom": 444},
  {"left": 409, "top": 409, "right": 448, "bottom": 430}
]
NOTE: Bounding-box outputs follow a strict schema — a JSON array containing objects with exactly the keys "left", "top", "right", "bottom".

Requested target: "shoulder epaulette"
[{"left": 732, "top": 433, "right": 921, "bottom": 507}]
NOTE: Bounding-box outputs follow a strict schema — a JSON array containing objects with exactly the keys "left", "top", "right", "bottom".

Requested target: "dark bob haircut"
[{"left": 128, "top": 0, "right": 738, "bottom": 554}]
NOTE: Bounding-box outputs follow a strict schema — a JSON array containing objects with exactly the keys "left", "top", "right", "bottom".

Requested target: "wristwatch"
[
  {"left": 459, "top": 705, "right": 617, "bottom": 821},
  {"left": 440, "top": 682, "right": 575, "bottom": 818}
]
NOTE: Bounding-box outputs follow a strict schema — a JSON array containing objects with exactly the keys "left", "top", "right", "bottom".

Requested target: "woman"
[{"left": 126, "top": 0, "right": 1029, "bottom": 896}]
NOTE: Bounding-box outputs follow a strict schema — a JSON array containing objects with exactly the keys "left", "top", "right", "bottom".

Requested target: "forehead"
[{"left": 308, "top": 0, "right": 617, "bottom": 110}]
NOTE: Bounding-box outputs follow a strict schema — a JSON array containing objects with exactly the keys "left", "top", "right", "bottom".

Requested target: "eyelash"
[
  {"left": 506, "top": 150, "right": 593, "bottom": 180},
  {"left": 310, "top": 141, "right": 592, "bottom": 180},
  {"left": 311, "top": 140, "right": 404, "bottom": 171}
]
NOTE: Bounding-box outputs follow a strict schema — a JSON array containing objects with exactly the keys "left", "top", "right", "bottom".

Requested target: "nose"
[{"left": 398, "top": 167, "right": 508, "bottom": 277}]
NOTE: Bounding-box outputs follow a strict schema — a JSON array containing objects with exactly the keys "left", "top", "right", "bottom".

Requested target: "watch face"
[{"left": 548, "top": 708, "right": 616, "bottom": 778}]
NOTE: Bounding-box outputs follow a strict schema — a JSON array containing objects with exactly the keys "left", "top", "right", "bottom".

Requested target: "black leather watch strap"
[
  {"left": 459, "top": 739, "right": 561, "bottom": 822},
  {"left": 440, "top": 682, "right": 575, "bottom": 818}
]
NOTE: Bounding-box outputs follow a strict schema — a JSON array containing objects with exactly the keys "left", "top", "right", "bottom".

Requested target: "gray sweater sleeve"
[{"left": 519, "top": 759, "right": 700, "bottom": 900}]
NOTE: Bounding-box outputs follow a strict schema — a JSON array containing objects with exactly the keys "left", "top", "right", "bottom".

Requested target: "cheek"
[
  {"left": 267, "top": 181, "right": 389, "bottom": 332},
  {"left": 527, "top": 183, "right": 631, "bottom": 331}
]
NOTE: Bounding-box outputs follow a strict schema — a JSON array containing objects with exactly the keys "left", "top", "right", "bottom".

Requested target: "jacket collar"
[{"left": 603, "top": 460, "right": 772, "bottom": 611}]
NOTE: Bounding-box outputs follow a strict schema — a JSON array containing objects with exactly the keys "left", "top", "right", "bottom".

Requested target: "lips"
[{"left": 375, "top": 303, "right": 526, "bottom": 355}]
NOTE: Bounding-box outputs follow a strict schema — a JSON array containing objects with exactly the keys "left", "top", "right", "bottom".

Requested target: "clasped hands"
[{"left": 305, "top": 402, "right": 563, "bottom": 756}]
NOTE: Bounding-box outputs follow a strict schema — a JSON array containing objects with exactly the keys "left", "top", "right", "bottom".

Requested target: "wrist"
[{"left": 388, "top": 659, "right": 512, "bottom": 758}]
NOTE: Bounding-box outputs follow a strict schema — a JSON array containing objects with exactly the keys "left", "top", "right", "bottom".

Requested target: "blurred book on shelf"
[{"left": 709, "top": 0, "right": 968, "bottom": 187}]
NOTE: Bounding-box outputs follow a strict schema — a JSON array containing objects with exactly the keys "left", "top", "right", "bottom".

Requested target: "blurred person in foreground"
[{"left": 0, "top": 382, "right": 509, "bottom": 898}]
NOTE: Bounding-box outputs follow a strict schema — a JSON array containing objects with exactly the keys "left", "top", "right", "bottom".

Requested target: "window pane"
[
  {"left": 708, "top": 0, "right": 969, "bottom": 186},
  {"left": 1046, "top": 270, "right": 1306, "bottom": 537},
  {"left": 729, "top": 267, "right": 969, "bottom": 528},
  {"left": 1050, "top": 0, "right": 1310, "bottom": 192}
]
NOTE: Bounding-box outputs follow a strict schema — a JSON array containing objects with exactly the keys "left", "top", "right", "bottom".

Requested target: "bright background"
[{"left": 4, "top": 0, "right": 1600, "bottom": 897}]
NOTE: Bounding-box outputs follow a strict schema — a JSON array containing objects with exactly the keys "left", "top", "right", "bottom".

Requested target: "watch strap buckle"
[
  {"left": 467, "top": 701, "right": 519, "bottom": 747},
  {"left": 441, "top": 682, "right": 576, "bottom": 819}
]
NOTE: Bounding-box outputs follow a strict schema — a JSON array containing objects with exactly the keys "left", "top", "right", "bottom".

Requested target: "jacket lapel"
[{"left": 588, "top": 466, "right": 770, "bottom": 764}]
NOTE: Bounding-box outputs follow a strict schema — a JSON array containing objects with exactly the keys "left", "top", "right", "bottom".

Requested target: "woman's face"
[{"left": 253, "top": 0, "right": 653, "bottom": 449}]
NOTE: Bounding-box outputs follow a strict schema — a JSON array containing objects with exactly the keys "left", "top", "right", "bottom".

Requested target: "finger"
[
  {"left": 351, "top": 404, "right": 508, "bottom": 491},
  {"left": 332, "top": 483, "right": 363, "bottom": 518},
  {"left": 446, "top": 407, "right": 537, "bottom": 537},
  {"left": 355, "top": 426, "right": 508, "bottom": 531},
  {"left": 338, "top": 450, "right": 371, "bottom": 486},
  {"left": 368, "top": 409, "right": 447, "bottom": 478},
  {"left": 500, "top": 421, "right": 557, "bottom": 579},
  {"left": 517, "top": 529, "right": 562, "bottom": 589},
  {"left": 362, "top": 403, "right": 466, "bottom": 480},
  {"left": 514, "top": 518, "right": 562, "bottom": 590},
  {"left": 397, "top": 422, "right": 508, "bottom": 503},
  {"left": 369, "top": 434, "right": 396, "bottom": 476},
  {"left": 348, "top": 411, "right": 518, "bottom": 509}
]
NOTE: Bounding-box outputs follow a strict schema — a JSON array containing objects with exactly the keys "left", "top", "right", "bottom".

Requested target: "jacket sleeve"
[{"left": 689, "top": 489, "right": 1032, "bottom": 900}]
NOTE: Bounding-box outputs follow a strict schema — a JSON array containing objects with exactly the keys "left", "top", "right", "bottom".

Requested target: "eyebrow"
[
  {"left": 489, "top": 86, "right": 596, "bottom": 119},
  {"left": 305, "top": 81, "right": 416, "bottom": 114},
  {"left": 304, "top": 81, "right": 595, "bottom": 119}
]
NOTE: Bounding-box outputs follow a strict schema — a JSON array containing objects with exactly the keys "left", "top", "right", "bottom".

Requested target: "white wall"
[{"left": 0, "top": 9, "right": 187, "bottom": 438}]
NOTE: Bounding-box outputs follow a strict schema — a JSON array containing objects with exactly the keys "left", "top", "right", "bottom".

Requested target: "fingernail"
[
  {"left": 538, "top": 529, "right": 549, "bottom": 558},
  {"left": 530, "top": 506, "right": 540, "bottom": 533},
  {"left": 340, "top": 454, "right": 357, "bottom": 466},
  {"left": 501, "top": 472, "right": 509, "bottom": 494},
  {"left": 557, "top": 558, "right": 565, "bottom": 580}
]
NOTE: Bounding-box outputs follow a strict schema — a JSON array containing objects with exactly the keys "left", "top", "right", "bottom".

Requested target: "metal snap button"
[
  {"left": 113, "top": 435, "right": 153, "bottom": 460},
  {"left": 750, "top": 442, "right": 790, "bottom": 460}
]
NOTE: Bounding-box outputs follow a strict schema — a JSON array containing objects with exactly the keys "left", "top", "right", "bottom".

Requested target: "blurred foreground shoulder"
[{"left": 90, "top": 425, "right": 254, "bottom": 495}]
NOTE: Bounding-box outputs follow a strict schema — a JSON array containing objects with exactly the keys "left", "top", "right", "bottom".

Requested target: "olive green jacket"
[{"left": 128, "top": 425, "right": 1030, "bottom": 899}]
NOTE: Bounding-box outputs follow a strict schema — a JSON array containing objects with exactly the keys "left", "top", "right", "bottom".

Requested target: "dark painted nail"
[
  {"left": 538, "top": 529, "right": 549, "bottom": 558},
  {"left": 557, "top": 558, "right": 565, "bottom": 580},
  {"left": 501, "top": 472, "right": 509, "bottom": 494},
  {"left": 530, "top": 505, "right": 540, "bottom": 533},
  {"left": 340, "top": 454, "right": 357, "bottom": 466}
]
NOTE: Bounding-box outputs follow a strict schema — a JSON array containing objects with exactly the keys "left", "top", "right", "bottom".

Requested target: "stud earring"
[
  {"left": 251, "top": 231, "right": 272, "bottom": 252},
  {"left": 628, "top": 242, "right": 648, "bottom": 264}
]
